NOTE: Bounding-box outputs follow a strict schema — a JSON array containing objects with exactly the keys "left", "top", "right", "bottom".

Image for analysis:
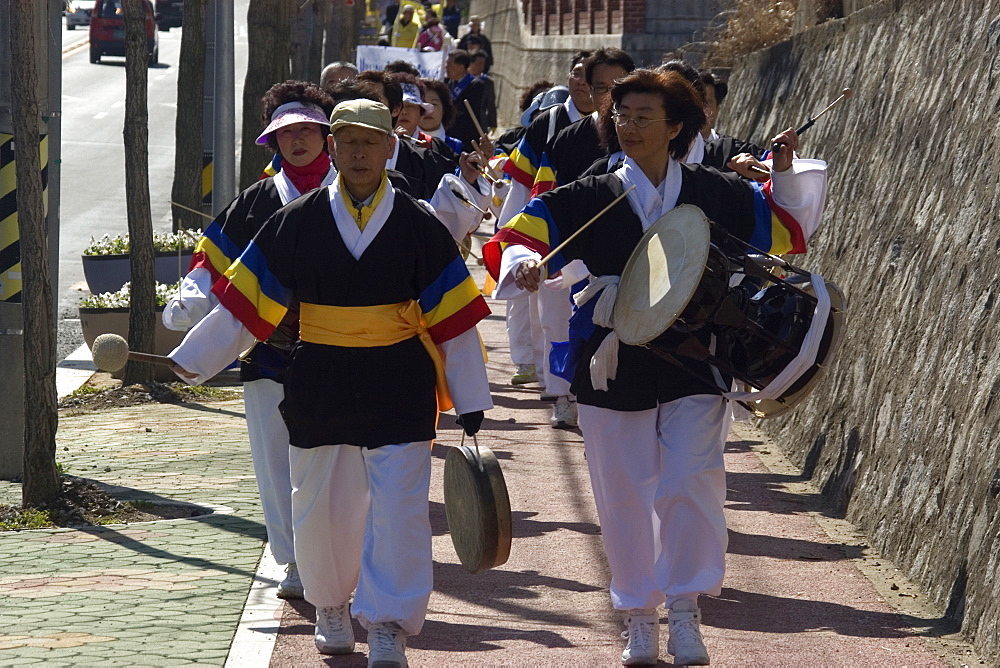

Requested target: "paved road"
[
  {"left": 55, "top": 5, "right": 250, "bottom": 362},
  {"left": 1, "top": 274, "right": 980, "bottom": 666}
]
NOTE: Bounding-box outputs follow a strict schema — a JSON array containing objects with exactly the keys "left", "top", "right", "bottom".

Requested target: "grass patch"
[{"left": 0, "top": 508, "right": 54, "bottom": 531}]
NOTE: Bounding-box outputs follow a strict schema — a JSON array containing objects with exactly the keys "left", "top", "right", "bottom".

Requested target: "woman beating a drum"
[{"left": 484, "top": 68, "right": 827, "bottom": 666}]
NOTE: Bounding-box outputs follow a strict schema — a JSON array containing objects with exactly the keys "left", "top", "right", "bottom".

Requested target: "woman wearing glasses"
[{"left": 484, "top": 68, "right": 826, "bottom": 666}]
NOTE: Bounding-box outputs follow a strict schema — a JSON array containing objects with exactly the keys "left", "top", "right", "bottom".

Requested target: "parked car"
[
  {"left": 65, "top": 0, "right": 96, "bottom": 29},
  {"left": 89, "top": 0, "right": 158, "bottom": 66},
  {"left": 154, "top": 0, "right": 183, "bottom": 30}
]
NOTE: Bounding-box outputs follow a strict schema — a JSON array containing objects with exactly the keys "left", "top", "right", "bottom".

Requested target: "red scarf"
[{"left": 280, "top": 152, "right": 331, "bottom": 195}]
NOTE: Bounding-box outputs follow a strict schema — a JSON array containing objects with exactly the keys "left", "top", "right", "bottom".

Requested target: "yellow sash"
[{"left": 298, "top": 300, "right": 453, "bottom": 412}]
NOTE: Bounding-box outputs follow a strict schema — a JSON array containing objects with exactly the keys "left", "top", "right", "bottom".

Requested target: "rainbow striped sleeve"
[
  {"left": 211, "top": 241, "right": 292, "bottom": 341},
  {"left": 748, "top": 180, "right": 806, "bottom": 255},
  {"left": 188, "top": 221, "right": 243, "bottom": 284},
  {"left": 482, "top": 197, "right": 567, "bottom": 280},
  {"left": 529, "top": 152, "right": 558, "bottom": 198},
  {"left": 502, "top": 135, "right": 540, "bottom": 189},
  {"left": 420, "top": 255, "right": 491, "bottom": 344},
  {"left": 260, "top": 154, "right": 280, "bottom": 180}
]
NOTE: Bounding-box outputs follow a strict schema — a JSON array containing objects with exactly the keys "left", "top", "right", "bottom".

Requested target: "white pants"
[
  {"left": 289, "top": 441, "right": 433, "bottom": 636},
  {"left": 506, "top": 294, "right": 541, "bottom": 366},
  {"left": 578, "top": 395, "right": 732, "bottom": 611},
  {"left": 534, "top": 287, "right": 573, "bottom": 397},
  {"left": 243, "top": 379, "right": 295, "bottom": 565}
]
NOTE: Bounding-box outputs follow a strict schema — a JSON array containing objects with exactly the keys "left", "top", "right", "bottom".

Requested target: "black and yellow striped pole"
[
  {"left": 0, "top": 133, "right": 20, "bottom": 303},
  {"left": 201, "top": 150, "right": 213, "bottom": 215},
  {"left": 0, "top": 132, "right": 50, "bottom": 303}
]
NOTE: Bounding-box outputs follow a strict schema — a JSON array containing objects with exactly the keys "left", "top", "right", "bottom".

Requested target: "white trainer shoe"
[
  {"left": 276, "top": 562, "right": 304, "bottom": 600},
  {"left": 551, "top": 395, "right": 578, "bottom": 429},
  {"left": 620, "top": 608, "right": 659, "bottom": 665},
  {"left": 367, "top": 622, "right": 408, "bottom": 668},
  {"left": 315, "top": 603, "right": 355, "bottom": 655},
  {"left": 667, "top": 599, "right": 710, "bottom": 665},
  {"left": 511, "top": 363, "right": 538, "bottom": 385}
]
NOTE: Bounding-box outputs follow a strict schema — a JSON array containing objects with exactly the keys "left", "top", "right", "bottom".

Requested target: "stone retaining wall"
[{"left": 720, "top": 0, "right": 1000, "bottom": 661}]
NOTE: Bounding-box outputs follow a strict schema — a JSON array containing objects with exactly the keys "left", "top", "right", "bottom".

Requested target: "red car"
[{"left": 89, "top": 0, "right": 159, "bottom": 65}]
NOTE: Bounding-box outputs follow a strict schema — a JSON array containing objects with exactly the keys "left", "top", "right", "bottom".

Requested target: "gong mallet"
[
  {"left": 91, "top": 333, "right": 175, "bottom": 373},
  {"left": 771, "top": 87, "right": 853, "bottom": 158},
  {"left": 527, "top": 185, "right": 636, "bottom": 274}
]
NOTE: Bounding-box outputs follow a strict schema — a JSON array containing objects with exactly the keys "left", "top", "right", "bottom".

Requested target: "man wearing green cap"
[{"left": 168, "top": 99, "right": 493, "bottom": 668}]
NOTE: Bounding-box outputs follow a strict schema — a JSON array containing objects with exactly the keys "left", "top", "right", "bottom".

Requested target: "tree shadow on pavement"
[
  {"left": 427, "top": 499, "right": 599, "bottom": 540},
  {"left": 703, "top": 587, "right": 958, "bottom": 639},
  {"left": 65, "top": 516, "right": 263, "bottom": 580},
  {"left": 727, "top": 527, "right": 859, "bottom": 562}
]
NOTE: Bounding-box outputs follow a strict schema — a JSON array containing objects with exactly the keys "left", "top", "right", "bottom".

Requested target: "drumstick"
[
  {"left": 795, "top": 88, "right": 852, "bottom": 135},
  {"left": 396, "top": 131, "right": 428, "bottom": 147},
  {"left": 772, "top": 87, "right": 853, "bottom": 157},
  {"left": 536, "top": 185, "right": 636, "bottom": 268},
  {"left": 469, "top": 140, "right": 499, "bottom": 183},
  {"left": 448, "top": 181, "right": 494, "bottom": 221},
  {"left": 462, "top": 98, "right": 487, "bottom": 141}
]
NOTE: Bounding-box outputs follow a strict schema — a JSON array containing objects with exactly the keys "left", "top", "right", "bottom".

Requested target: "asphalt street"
[{"left": 54, "top": 4, "right": 250, "bottom": 362}]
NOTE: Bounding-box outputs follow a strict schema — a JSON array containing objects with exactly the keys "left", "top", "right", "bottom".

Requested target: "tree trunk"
[
  {"left": 239, "top": 0, "right": 291, "bottom": 191},
  {"left": 307, "top": 0, "right": 326, "bottom": 83},
  {"left": 289, "top": 0, "right": 310, "bottom": 80},
  {"left": 321, "top": 0, "right": 337, "bottom": 66},
  {"left": 122, "top": 0, "right": 156, "bottom": 385},
  {"left": 11, "top": 0, "right": 60, "bottom": 506},
  {"left": 170, "top": 0, "right": 207, "bottom": 232}
]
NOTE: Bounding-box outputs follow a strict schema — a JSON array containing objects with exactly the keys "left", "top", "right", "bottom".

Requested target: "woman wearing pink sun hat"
[{"left": 162, "top": 80, "right": 338, "bottom": 602}]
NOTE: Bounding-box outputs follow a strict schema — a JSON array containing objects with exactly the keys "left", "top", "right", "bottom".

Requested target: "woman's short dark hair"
[
  {"left": 600, "top": 68, "right": 706, "bottom": 160},
  {"left": 519, "top": 79, "right": 553, "bottom": 113},
  {"left": 421, "top": 78, "right": 455, "bottom": 128},
  {"left": 259, "top": 80, "right": 336, "bottom": 153}
]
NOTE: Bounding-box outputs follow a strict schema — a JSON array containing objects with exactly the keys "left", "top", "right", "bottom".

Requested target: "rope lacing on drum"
[{"left": 574, "top": 275, "right": 621, "bottom": 391}]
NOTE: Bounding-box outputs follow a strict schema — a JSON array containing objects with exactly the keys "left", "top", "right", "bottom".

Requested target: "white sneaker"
[
  {"left": 620, "top": 608, "right": 659, "bottom": 665},
  {"left": 367, "top": 622, "right": 408, "bottom": 667},
  {"left": 667, "top": 599, "right": 709, "bottom": 665},
  {"left": 511, "top": 363, "right": 538, "bottom": 385},
  {"left": 551, "top": 395, "right": 578, "bottom": 429},
  {"left": 276, "top": 562, "right": 304, "bottom": 600},
  {"left": 315, "top": 603, "right": 355, "bottom": 655}
]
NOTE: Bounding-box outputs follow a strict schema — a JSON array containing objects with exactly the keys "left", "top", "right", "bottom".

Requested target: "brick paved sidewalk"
[{"left": 0, "top": 398, "right": 266, "bottom": 667}]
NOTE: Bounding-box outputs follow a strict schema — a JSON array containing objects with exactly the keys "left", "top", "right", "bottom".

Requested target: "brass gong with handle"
[{"left": 443, "top": 434, "right": 512, "bottom": 574}]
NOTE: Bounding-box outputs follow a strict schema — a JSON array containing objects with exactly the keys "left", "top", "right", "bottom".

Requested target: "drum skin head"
[
  {"left": 443, "top": 444, "right": 512, "bottom": 574},
  {"left": 748, "top": 280, "right": 847, "bottom": 418},
  {"left": 614, "top": 205, "right": 712, "bottom": 345}
]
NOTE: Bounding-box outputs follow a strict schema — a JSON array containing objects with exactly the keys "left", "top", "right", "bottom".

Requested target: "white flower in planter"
[
  {"left": 79, "top": 281, "right": 181, "bottom": 309},
  {"left": 83, "top": 229, "right": 202, "bottom": 256}
]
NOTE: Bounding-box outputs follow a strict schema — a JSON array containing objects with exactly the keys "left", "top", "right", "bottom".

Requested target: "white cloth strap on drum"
[
  {"left": 573, "top": 276, "right": 621, "bottom": 391},
  {"left": 574, "top": 272, "right": 832, "bottom": 399},
  {"left": 723, "top": 272, "right": 831, "bottom": 403}
]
